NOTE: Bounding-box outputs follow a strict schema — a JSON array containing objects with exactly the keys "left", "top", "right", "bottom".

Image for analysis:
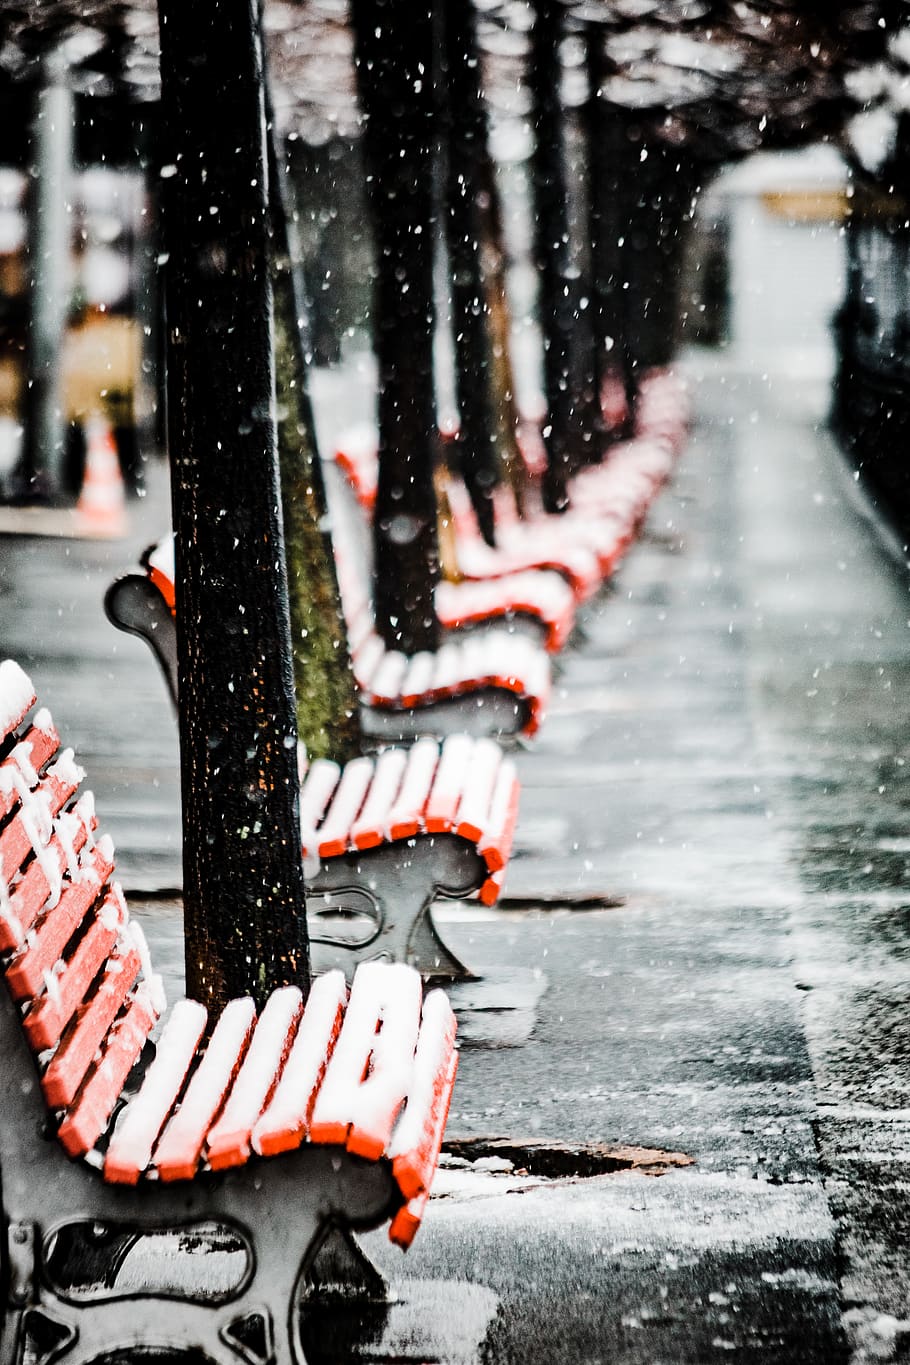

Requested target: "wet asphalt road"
[{"left": 2, "top": 353, "right": 910, "bottom": 1362}]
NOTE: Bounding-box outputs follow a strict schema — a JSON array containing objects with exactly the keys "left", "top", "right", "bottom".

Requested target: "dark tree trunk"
[
  {"left": 439, "top": 0, "right": 498, "bottom": 546},
  {"left": 625, "top": 130, "right": 697, "bottom": 377},
  {"left": 528, "top": 0, "right": 592, "bottom": 511},
  {"left": 269, "top": 129, "right": 361, "bottom": 764},
  {"left": 352, "top": 0, "right": 440, "bottom": 655},
  {"left": 157, "top": 0, "right": 309, "bottom": 1012},
  {"left": 584, "top": 34, "right": 636, "bottom": 438},
  {"left": 476, "top": 144, "right": 526, "bottom": 515}
]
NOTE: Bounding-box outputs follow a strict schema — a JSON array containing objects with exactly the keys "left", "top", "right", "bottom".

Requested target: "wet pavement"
[{"left": 2, "top": 348, "right": 910, "bottom": 1361}]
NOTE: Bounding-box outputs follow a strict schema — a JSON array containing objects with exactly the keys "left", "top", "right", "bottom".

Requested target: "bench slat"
[
  {"left": 153, "top": 996, "right": 257, "bottom": 1182},
  {"left": 453, "top": 739, "right": 502, "bottom": 844},
  {"left": 310, "top": 962, "right": 421, "bottom": 1160},
  {"left": 204, "top": 986, "right": 303, "bottom": 1170},
  {"left": 389, "top": 989, "right": 458, "bottom": 1201},
  {"left": 0, "top": 660, "right": 36, "bottom": 743},
  {"left": 316, "top": 756, "right": 375, "bottom": 858},
  {"left": 350, "top": 748, "right": 409, "bottom": 850},
  {"left": 42, "top": 947, "right": 142, "bottom": 1109},
  {"left": 387, "top": 738, "right": 439, "bottom": 841},
  {"left": 424, "top": 735, "right": 476, "bottom": 834},
  {"left": 104, "top": 999, "right": 209, "bottom": 1184},
  {"left": 368, "top": 649, "right": 410, "bottom": 703},
  {"left": 0, "top": 717, "right": 60, "bottom": 822},
  {"left": 299, "top": 760, "right": 341, "bottom": 860},
  {"left": 252, "top": 970, "right": 347, "bottom": 1157},
  {"left": 6, "top": 842, "right": 115, "bottom": 1000},
  {"left": 24, "top": 887, "right": 125, "bottom": 1053},
  {"left": 57, "top": 983, "right": 160, "bottom": 1158},
  {"left": 0, "top": 757, "right": 83, "bottom": 888},
  {"left": 0, "top": 799, "right": 96, "bottom": 954},
  {"left": 477, "top": 759, "right": 521, "bottom": 875},
  {"left": 398, "top": 651, "right": 436, "bottom": 709}
]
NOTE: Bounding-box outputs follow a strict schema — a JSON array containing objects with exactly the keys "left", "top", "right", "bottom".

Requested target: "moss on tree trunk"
[{"left": 273, "top": 252, "right": 361, "bottom": 764}]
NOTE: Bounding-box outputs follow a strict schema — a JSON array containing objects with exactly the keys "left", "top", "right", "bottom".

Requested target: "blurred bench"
[
  {"left": 106, "top": 535, "right": 551, "bottom": 741},
  {"left": 0, "top": 659, "right": 457, "bottom": 1365},
  {"left": 104, "top": 557, "right": 524, "bottom": 978}
]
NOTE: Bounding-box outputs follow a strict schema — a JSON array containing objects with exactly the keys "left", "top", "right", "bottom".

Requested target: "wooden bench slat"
[
  {"left": 0, "top": 660, "right": 37, "bottom": 743},
  {"left": 424, "top": 735, "right": 476, "bottom": 834},
  {"left": 299, "top": 760, "right": 341, "bottom": 859},
  {"left": 351, "top": 633, "right": 385, "bottom": 690},
  {"left": 42, "top": 947, "right": 142, "bottom": 1109},
  {"left": 57, "top": 983, "right": 160, "bottom": 1158},
  {"left": 387, "top": 737, "right": 440, "bottom": 840},
  {"left": 453, "top": 739, "right": 503, "bottom": 844},
  {"left": 252, "top": 970, "right": 347, "bottom": 1157},
  {"left": 435, "top": 570, "right": 575, "bottom": 653},
  {"left": 104, "top": 999, "right": 209, "bottom": 1184},
  {"left": 368, "top": 649, "right": 410, "bottom": 703},
  {"left": 23, "top": 886, "right": 125, "bottom": 1053},
  {"left": 428, "top": 642, "right": 464, "bottom": 694},
  {"left": 350, "top": 748, "right": 409, "bottom": 850},
  {"left": 0, "top": 756, "right": 83, "bottom": 888},
  {"left": 204, "top": 985, "right": 303, "bottom": 1171},
  {"left": 398, "top": 651, "right": 436, "bottom": 709},
  {"left": 6, "top": 842, "right": 115, "bottom": 1000},
  {"left": 477, "top": 758, "right": 521, "bottom": 874},
  {"left": 389, "top": 989, "right": 458, "bottom": 1201},
  {"left": 0, "top": 798, "right": 96, "bottom": 954},
  {"left": 316, "top": 756, "right": 375, "bottom": 858},
  {"left": 309, "top": 962, "right": 422, "bottom": 1161},
  {"left": 153, "top": 996, "right": 257, "bottom": 1182},
  {"left": 388, "top": 1191, "right": 430, "bottom": 1251},
  {"left": 0, "top": 717, "right": 60, "bottom": 822}
]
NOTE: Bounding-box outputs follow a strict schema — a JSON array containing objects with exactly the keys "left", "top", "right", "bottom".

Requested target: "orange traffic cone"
[{"left": 75, "top": 415, "right": 128, "bottom": 539}]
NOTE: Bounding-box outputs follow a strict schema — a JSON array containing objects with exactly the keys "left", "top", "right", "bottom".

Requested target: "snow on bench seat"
[
  {"left": 435, "top": 569, "right": 576, "bottom": 653},
  {"left": 299, "top": 733, "right": 520, "bottom": 906},
  {"left": 139, "top": 535, "right": 552, "bottom": 738},
  {"left": 334, "top": 432, "right": 602, "bottom": 603},
  {"left": 0, "top": 660, "right": 458, "bottom": 1251}
]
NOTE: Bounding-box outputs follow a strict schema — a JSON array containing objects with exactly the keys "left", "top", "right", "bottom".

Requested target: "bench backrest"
[
  {"left": 0, "top": 659, "right": 164, "bottom": 1158},
  {"left": 0, "top": 661, "right": 458, "bottom": 1246}
]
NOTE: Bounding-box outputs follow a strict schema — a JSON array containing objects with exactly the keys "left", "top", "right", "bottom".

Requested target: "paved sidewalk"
[{"left": 2, "top": 355, "right": 909, "bottom": 1361}]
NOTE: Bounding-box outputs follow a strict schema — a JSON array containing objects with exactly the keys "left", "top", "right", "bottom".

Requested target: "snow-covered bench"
[
  {"left": 0, "top": 660, "right": 458, "bottom": 1365},
  {"left": 106, "top": 536, "right": 551, "bottom": 740},
  {"left": 334, "top": 368, "right": 690, "bottom": 591},
  {"left": 328, "top": 448, "right": 578, "bottom": 654},
  {"left": 104, "top": 560, "right": 523, "bottom": 978}
]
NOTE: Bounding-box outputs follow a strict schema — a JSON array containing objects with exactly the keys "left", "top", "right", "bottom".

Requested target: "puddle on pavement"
[{"left": 440, "top": 1137, "right": 694, "bottom": 1181}]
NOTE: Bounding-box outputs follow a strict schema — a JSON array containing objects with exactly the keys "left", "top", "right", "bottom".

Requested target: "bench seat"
[
  {"left": 125, "top": 536, "right": 551, "bottom": 740},
  {"left": 0, "top": 658, "right": 459, "bottom": 1363},
  {"left": 334, "top": 368, "right": 690, "bottom": 594},
  {"left": 300, "top": 733, "right": 518, "bottom": 980}
]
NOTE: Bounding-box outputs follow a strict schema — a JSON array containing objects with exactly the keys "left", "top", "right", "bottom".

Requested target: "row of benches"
[
  {"left": 0, "top": 371, "right": 689, "bottom": 1362},
  {"left": 0, "top": 659, "right": 458, "bottom": 1365}
]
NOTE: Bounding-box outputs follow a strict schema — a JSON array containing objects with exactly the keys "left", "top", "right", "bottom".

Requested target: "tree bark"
[
  {"left": 439, "top": 0, "right": 498, "bottom": 546},
  {"left": 528, "top": 0, "right": 590, "bottom": 511},
  {"left": 584, "top": 33, "right": 636, "bottom": 439},
  {"left": 352, "top": 0, "right": 440, "bottom": 655},
  {"left": 269, "top": 130, "right": 361, "bottom": 764},
  {"left": 157, "top": 0, "right": 309, "bottom": 1011}
]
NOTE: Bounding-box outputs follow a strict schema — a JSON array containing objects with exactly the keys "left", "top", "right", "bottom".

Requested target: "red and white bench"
[
  {"left": 109, "top": 535, "right": 552, "bottom": 740},
  {"left": 303, "top": 733, "right": 519, "bottom": 978},
  {"left": 104, "top": 555, "right": 525, "bottom": 975},
  {"left": 0, "top": 659, "right": 458, "bottom": 1365},
  {"left": 334, "top": 367, "right": 690, "bottom": 593}
]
